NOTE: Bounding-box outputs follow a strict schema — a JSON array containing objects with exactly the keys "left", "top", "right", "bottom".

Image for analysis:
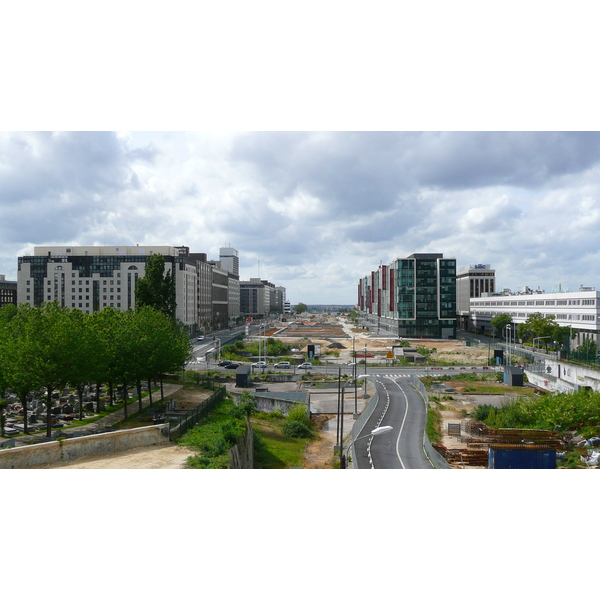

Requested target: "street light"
[
  {"left": 505, "top": 324, "right": 512, "bottom": 366},
  {"left": 335, "top": 372, "right": 365, "bottom": 455},
  {"left": 342, "top": 425, "right": 393, "bottom": 469},
  {"left": 533, "top": 336, "right": 551, "bottom": 352}
]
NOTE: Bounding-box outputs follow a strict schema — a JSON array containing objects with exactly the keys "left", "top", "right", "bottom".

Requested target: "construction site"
[{"left": 261, "top": 315, "right": 574, "bottom": 468}]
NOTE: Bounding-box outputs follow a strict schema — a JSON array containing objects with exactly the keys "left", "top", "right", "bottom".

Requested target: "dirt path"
[{"left": 35, "top": 443, "right": 195, "bottom": 469}]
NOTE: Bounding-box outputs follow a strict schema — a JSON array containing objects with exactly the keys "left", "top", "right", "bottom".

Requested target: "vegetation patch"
[
  {"left": 180, "top": 393, "right": 254, "bottom": 469},
  {"left": 471, "top": 389, "right": 600, "bottom": 436},
  {"left": 426, "top": 405, "right": 442, "bottom": 444},
  {"left": 252, "top": 410, "right": 308, "bottom": 468}
]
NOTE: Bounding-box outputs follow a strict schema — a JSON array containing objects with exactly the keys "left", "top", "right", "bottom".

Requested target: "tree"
[
  {"left": 135, "top": 254, "right": 176, "bottom": 319},
  {"left": 294, "top": 302, "right": 307, "bottom": 315},
  {"left": 67, "top": 310, "right": 99, "bottom": 420},
  {"left": 31, "top": 303, "right": 80, "bottom": 438},
  {"left": 573, "top": 338, "right": 598, "bottom": 362},
  {"left": 1, "top": 305, "right": 43, "bottom": 435},
  {"left": 490, "top": 314, "right": 512, "bottom": 338},
  {"left": 517, "top": 312, "right": 557, "bottom": 349}
]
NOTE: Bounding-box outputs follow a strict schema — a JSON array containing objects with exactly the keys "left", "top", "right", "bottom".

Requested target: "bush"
[
  {"left": 472, "top": 404, "right": 494, "bottom": 422},
  {"left": 286, "top": 403, "right": 310, "bottom": 427},
  {"left": 282, "top": 420, "right": 312, "bottom": 438}
]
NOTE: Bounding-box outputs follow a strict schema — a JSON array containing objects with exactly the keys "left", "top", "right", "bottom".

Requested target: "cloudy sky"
[
  {"left": 3, "top": 4, "right": 599, "bottom": 307},
  {"left": 2, "top": 130, "right": 600, "bottom": 304}
]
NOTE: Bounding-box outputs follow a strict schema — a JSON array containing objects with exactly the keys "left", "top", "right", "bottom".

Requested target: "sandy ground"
[{"left": 35, "top": 443, "right": 195, "bottom": 469}]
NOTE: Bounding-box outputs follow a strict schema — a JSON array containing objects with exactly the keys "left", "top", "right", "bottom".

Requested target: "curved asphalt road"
[{"left": 354, "top": 375, "right": 433, "bottom": 469}]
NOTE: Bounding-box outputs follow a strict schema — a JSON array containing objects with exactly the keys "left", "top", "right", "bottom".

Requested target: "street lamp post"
[
  {"left": 335, "top": 372, "right": 363, "bottom": 457},
  {"left": 533, "top": 336, "right": 551, "bottom": 353},
  {"left": 343, "top": 425, "right": 393, "bottom": 469},
  {"left": 505, "top": 324, "right": 511, "bottom": 366}
]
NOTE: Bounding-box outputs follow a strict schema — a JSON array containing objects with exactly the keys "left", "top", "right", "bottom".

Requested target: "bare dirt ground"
[
  {"left": 37, "top": 443, "right": 195, "bottom": 469},
  {"left": 304, "top": 414, "right": 337, "bottom": 469}
]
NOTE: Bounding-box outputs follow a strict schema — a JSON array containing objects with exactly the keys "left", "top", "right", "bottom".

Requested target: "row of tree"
[
  {"left": 491, "top": 312, "right": 574, "bottom": 351},
  {"left": 0, "top": 302, "right": 192, "bottom": 437}
]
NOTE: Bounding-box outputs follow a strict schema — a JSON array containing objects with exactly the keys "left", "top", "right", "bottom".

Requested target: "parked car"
[
  {"left": 218, "top": 360, "right": 233, "bottom": 367},
  {"left": 274, "top": 361, "right": 291, "bottom": 368},
  {"left": 298, "top": 362, "right": 313, "bottom": 369},
  {"left": 251, "top": 361, "right": 268, "bottom": 368},
  {"left": 224, "top": 362, "right": 241, "bottom": 369}
]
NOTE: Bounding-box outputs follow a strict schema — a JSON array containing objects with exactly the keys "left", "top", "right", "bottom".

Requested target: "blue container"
[{"left": 488, "top": 445, "right": 556, "bottom": 469}]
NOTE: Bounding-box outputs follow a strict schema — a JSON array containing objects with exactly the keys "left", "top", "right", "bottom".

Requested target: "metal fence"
[{"left": 168, "top": 385, "right": 227, "bottom": 441}]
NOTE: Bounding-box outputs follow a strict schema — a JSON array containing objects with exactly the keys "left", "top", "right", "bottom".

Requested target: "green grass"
[
  {"left": 179, "top": 395, "right": 247, "bottom": 468},
  {"left": 251, "top": 412, "right": 308, "bottom": 468},
  {"left": 426, "top": 405, "right": 442, "bottom": 444}
]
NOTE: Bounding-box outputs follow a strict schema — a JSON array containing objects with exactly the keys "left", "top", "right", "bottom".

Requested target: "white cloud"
[{"left": 2, "top": 132, "right": 600, "bottom": 302}]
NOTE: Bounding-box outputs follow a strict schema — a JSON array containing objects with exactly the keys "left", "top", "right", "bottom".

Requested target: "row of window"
[
  {"left": 474, "top": 311, "right": 596, "bottom": 322},
  {"left": 474, "top": 298, "right": 596, "bottom": 307}
]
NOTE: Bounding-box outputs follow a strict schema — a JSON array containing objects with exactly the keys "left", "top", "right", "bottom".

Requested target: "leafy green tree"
[
  {"left": 67, "top": 310, "right": 100, "bottom": 420},
  {"left": 31, "top": 303, "right": 81, "bottom": 438},
  {"left": 517, "top": 312, "right": 558, "bottom": 349},
  {"left": 135, "top": 254, "right": 176, "bottom": 318},
  {"left": 490, "top": 314, "right": 512, "bottom": 338},
  {"left": 573, "top": 338, "right": 598, "bottom": 362},
  {"left": 1, "top": 305, "right": 43, "bottom": 435},
  {"left": 294, "top": 302, "right": 308, "bottom": 315},
  {"left": 551, "top": 325, "right": 574, "bottom": 353},
  {"left": 90, "top": 307, "right": 122, "bottom": 407}
]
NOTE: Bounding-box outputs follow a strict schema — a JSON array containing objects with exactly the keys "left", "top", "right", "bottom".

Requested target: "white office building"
[{"left": 470, "top": 287, "right": 600, "bottom": 347}]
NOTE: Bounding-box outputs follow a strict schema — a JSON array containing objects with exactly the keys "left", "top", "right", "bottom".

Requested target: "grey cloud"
[
  {"left": 126, "top": 143, "right": 160, "bottom": 164},
  {"left": 412, "top": 132, "right": 600, "bottom": 189},
  {"left": 229, "top": 132, "right": 600, "bottom": 212},
  {"left": 0, "top": 132, "right": 136, "bottom": 245}
]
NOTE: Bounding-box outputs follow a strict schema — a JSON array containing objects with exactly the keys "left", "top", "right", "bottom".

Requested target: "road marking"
[{"left": 388, "top": 379, "right": 408, "bottom": 469}]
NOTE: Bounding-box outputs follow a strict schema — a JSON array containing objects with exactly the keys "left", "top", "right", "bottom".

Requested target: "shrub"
[
  {"left": 286, "top": 403, "right": 310, "bottom": 427},
  {"left": 472, "top": 404, "right": 494, "bottom": 422},
  {"left": 282, "top": 420, "right": 312, "bottom": 438}
]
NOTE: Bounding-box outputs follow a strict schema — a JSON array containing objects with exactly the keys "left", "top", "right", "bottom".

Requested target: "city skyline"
[{"left": 2, "top": 131, "right": 600, "bottom": 305}]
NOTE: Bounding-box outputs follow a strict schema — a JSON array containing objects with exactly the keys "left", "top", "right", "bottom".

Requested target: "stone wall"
[{"left": 0, "top": 425, "right": 170, "bottom": 469}]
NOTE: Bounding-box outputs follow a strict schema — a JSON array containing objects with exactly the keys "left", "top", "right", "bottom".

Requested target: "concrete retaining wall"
[
  {"left": 231, "top": 391, "right": 308, "bottom": 416},
  {"left": 0, "top": 425, "right": 170, "bottom": 469}
]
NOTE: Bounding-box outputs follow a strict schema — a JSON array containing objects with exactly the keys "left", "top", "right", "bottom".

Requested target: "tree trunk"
[
  {"left": 147, "top": 378, "right": 153, "bottom": 405},
  {"left": 108, "top": 381, "right": 114, "bottom": 407},
  {"left": 77, "top": 385, "right": 84, "bottom": 421},
  {"left": 123, "top": 381, "right": 128, "bottom": 419},
  {"left": 19, "top": 393, "right": 28, "bottom": 435},
  {"left": 137, "top": 379, "right": 143, "bottom": 413},
  {"left": 160, "top": 376, "right": 164, "bottom": 401},
  {"left": 0, "top": 401, "right": 6, "bottom": 437},
  {"left": 46, "top": 386, "right": 54, "bottom": 438},
  {"left": 95, "top": 381, "right": 101, "bottom": 410}
]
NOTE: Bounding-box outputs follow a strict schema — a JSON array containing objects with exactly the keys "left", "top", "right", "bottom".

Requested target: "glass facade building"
[{"left": 359, "top": 253, "right": 457, "bottom": 338}]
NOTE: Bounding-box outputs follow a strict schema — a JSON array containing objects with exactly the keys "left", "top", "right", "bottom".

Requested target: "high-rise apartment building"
[
  {"left": 17, "top": 245, "right": 199, "bottom": 327},
  {"left": 358, "top": 253, "right": 457, "bottom": 338}
]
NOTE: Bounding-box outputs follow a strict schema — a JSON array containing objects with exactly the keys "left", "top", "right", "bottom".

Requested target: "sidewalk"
[{"left": 2, "top": 383, "right": 183, "bottom": 447}]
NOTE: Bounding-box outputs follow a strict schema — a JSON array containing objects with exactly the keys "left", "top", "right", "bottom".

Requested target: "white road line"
[{"left": 389, "top": 379, "right": 409, "bottom": 469}]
